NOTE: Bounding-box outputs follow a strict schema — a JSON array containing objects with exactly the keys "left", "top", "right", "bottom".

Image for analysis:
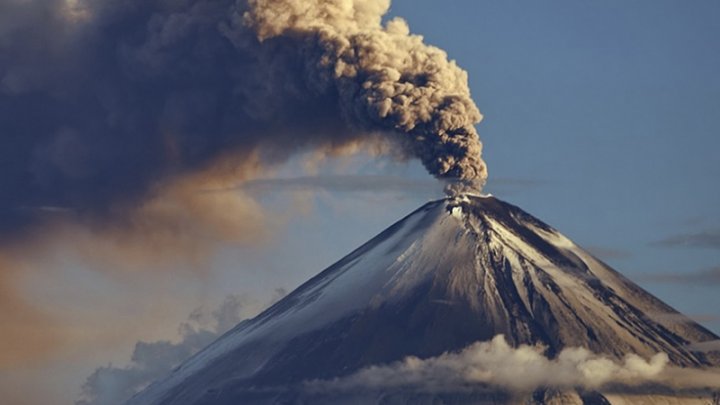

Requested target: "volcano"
[{"left": 129, "top": 195, "right": 720, "bottom": 404}]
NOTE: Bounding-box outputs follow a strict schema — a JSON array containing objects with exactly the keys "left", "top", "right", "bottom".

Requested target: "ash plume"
[
  {"left": 244, "top": 0, "right": 487, "bottom": 186},
  {"left": 0, "top": 0, "right": 487, "bottom": 239}
]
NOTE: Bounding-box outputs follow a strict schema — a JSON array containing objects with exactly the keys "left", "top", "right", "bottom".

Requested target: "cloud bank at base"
[{"left": 307, "top": 335, "right": 720, "bottom": 393}]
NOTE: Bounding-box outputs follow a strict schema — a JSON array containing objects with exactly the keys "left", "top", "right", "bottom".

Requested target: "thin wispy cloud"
[
  {"left": 238, "top": 175, "right": 442, "bottom": 194},
  {"left": 0, "top": 0, "right": 492, "bottom": 240},
  {"left": 230, "top": 174, "right": 543, "bottom": 195},
  {"left": 640, "top": 266, "right": 720, "bottom": 285},
  {"left": 483, "top": 177, "right": 548, "bottom": 196},
  {"left": 485, "top": 177, "right": 547, "bottom": 188},
  {"left": 651, "top": 229, "right": 720, "bottom": 250},
  {"left": 585, "top": 245, "right": 634, "bottom": 260}
]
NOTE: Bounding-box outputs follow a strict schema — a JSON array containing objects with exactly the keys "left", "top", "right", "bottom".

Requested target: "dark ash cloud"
[
  {"left": 0, "top": 0, "right": 487, "bottom": 241},
  {"left": 0, "top": 0, "right": 347, "bottom": 238}
]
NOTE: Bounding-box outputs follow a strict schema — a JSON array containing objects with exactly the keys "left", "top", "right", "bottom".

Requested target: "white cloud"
[{"left": 307, "top": 335, "right": 720, "bottom": 393}]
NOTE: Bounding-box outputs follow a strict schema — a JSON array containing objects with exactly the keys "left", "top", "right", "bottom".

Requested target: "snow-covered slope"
[{"left": 128, "top": 195, "right": 719, "bottom": 405}]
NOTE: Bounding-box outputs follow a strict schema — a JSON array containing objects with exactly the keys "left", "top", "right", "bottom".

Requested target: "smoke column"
[
  {"left": 0, "top": 0, "right": 487, "bottom": 238},
  {"left": 243, "top": 0, "right": 487, "bottom": 187}
]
